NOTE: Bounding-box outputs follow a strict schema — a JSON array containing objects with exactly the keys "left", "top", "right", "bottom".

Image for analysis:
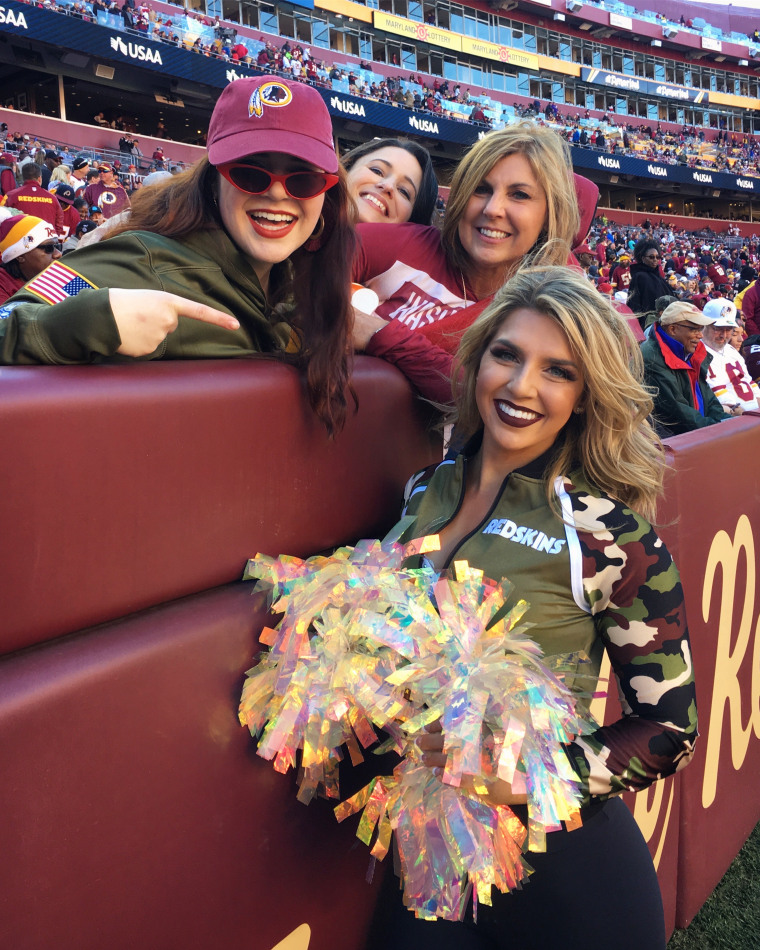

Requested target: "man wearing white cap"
[
  {"left": 702, "top": 298, "right": 760, "bottom": 412},
  {"left": 641, "top": 299, "right": 734, "bottom": 435}
]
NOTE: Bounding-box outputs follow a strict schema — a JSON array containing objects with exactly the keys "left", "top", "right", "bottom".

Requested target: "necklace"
[{"left": 459, "top": 269, "right": 468, "bottom": 305}]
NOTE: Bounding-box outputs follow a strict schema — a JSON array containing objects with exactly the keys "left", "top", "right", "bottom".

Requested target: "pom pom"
[{"left": 239, "top": 536, "right": 598, "bottom": 918}]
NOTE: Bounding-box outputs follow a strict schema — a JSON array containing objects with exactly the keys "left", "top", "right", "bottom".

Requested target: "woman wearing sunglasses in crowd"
[
  {"left": 343, "top": 138, "right": 438, "bottom": 226},
  {"left": 0, "top": 77, "right": 355, "bottom": 434},
  {"left": 626, "top": 238, "right": 672, "bottom": 329},
  {"left": 0, "top": 213, "right": 62, "bottom": 304}
]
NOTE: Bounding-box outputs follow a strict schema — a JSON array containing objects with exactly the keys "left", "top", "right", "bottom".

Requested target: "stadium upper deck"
[{"left": 3, "top": 0, "right": 760, "bottom": 226}]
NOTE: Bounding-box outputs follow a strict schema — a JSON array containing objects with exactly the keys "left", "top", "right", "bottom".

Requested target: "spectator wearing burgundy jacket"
[
  {"left": 739, "top": 280, "right": 760, "bottom": 336},
  {"left": 1, "top": 163, "right": 64, "bottom": 236}
]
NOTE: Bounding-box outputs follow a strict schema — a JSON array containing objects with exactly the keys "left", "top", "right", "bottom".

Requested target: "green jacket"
[
  {"left": 0, "top": 229, "right": 292, "bottom": 364},
  {"left": 399, "top": 449, "right": 697, "bottom": 804},
  {"left": 641, "top": 329, "right": 727, "bottom": 436}
]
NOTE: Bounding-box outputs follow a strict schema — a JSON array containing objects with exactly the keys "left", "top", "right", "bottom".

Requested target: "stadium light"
[{"left": 651, "top": 40, "right": 662, "bottom": 47}]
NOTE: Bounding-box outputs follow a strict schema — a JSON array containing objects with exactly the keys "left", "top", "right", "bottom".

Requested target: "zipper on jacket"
[{"left": 440, "top": 461, "right": 514, "bottom": 571}]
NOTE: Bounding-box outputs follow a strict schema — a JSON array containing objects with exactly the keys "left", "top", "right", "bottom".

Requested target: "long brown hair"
[{"left": 108, "top": 157, "right": 356, "bottom": 436}]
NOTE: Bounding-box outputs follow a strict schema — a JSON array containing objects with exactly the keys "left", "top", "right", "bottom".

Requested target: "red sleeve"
[
  {"left": 365, "top": 318, "right": 454, "bottom": 405},
  {"left": 743, "top": 285, "right": 760, "bottom": 336},
  {"left": 415, "top": 298, "right": 492, "bottom": 354},
  {"left": 353, "top": 222, "right": 444, "bottom": 283},
  {"left": 54, "top": 196, "right": 64, "bottom": 236}
]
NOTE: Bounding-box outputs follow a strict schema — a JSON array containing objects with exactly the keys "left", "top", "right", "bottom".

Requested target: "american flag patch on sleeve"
[{"left": 26, "top": 262, "right": 98, "bottom": 305}]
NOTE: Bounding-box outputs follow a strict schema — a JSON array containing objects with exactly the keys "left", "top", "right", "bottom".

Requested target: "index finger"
[{"left": 167, "top": 293, "right": 240, "bottom": 331}]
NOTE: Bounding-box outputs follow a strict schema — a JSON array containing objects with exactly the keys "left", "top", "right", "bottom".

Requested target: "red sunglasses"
[{"left": 218, "top": 163, "right": 339, "bottom": 200}]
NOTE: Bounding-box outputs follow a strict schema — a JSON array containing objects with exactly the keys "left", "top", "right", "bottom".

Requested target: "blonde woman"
[
  {"left": 351, "top": 122, "right": 586, "bottom": 403},
  {"left": 369, "top": 265, "right": 697, "bottom": 949},
  {"left": 49, "top": 164, "right": 72, "bottom": 187}
]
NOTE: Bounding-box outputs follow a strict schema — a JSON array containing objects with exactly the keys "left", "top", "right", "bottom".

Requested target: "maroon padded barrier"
[
  {"left": 0, "top": 585, "right": 386, "bottom": 950},
  {"left": 0, "top": 359, "right": 440, "bottom": 655},
  {"left": 4, "top": 356, "right": 759, "bottom": 947},
  {"left": 584, "top": 417, "right": 760, "bottom": 938},
  {"left": 653, "top": 414, "right": 760, "bottom": 928}
]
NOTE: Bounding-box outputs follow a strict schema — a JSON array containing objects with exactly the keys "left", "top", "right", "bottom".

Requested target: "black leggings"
[{"left": 365, "top": 797, "right": 666, "bottom": 950}]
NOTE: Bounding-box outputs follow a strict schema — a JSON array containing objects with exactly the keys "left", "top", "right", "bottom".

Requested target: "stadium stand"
[{"left": 3, "top": 0, "right": 760, "bottom": 231}]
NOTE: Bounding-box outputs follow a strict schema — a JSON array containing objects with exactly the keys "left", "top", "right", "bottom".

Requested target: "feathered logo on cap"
[{"left": 248, "top": 81, "right": 293, "bottom": 118}]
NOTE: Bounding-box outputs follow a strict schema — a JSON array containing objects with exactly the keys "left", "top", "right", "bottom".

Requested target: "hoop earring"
[{"left": 304, "top": 214, "right": 325, "bottom": 253}]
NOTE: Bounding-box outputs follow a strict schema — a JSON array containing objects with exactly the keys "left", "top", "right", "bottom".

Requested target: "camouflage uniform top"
[{"left": 399, "top": 448, "right": 698, "bottom": 807}]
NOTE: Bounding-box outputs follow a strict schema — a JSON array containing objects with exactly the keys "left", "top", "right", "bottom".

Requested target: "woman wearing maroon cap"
[{"left": 0, "top": 77, "right": 355, "bottom": 434}]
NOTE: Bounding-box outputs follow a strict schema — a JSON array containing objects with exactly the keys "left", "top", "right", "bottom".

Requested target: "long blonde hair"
[
  {"left": 441, "top": 121, "right": 579, "bottom": 276},
  {"left": 453, "top": 265, "right": 665, "bottom": 521},
  {"left": 50, "top": 165, "right": 71, "bottom": 184}
]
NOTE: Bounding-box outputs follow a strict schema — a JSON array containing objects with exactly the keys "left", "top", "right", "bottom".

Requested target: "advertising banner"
[
  {"left": 570, "top": 145, "right": 757, "bottom": 195},
  {"left": 581, "top": 67, "right": 709, "bottom": 105},
  {"left": 461, "top": 36, "right": 539, "bottom": 71},
  {"left": 0, "top": 1, "right": 232, "bottom": 87},
  {"left": 323, "top": 88, "right": 478, "bottom": 145},
  {"left": 373, "top": 11, "right": 462, "bottom": 53}
]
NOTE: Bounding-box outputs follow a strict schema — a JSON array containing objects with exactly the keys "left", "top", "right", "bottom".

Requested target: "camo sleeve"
[{"left": 564, "top": 489, "right": 698, "bottom": 805}]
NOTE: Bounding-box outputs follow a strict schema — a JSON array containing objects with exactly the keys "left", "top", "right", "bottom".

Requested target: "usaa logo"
[
  {"left": 0, "top": 6, "right": 27, "bottom": 27},
  {"left": 330, "top": 96, "right": 366, "bottom": 117},
  {"left": 408, "top": 116, "right": 439, "bottom": 135},
  {"left": 109, "top": 35, "right": 162, "bottom": 64},
  {"left": 249, "top": 81, "right": 292, "bottom": 118}
]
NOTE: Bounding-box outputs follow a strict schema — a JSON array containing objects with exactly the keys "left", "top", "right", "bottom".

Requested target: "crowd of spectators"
[
  {"left": 570, "top": 219, "right": 760, "bottom": 434},
  {"left": 577, "top": 219, "right": 759, "bottom": 314},
  {"left": 13, "top": 0, "right": 760, "bottom": 183},
  {"left": 0, "top": 132, "right": 181, "bottom": 255},
  {"left": 574, "top": 220, "right": 760, "bottom": 385}
]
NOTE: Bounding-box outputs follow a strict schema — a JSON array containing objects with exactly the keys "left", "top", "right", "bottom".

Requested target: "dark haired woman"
[
  {"left": 343, "top": 138, "right": 437, "bottom": 226},
  {"left": 627, "top": 237, "right": 672, "bottom": 327},
  {"left": 0, "top": 77, "right": 355, "bottom": 434}
]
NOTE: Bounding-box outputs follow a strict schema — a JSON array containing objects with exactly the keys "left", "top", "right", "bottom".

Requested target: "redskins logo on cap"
[{"left": 248, "top": 81, "right": 293, "bottom": 118}]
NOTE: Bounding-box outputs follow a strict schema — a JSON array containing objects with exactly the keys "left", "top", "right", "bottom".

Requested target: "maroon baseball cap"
[{"left": 207, "top": 76, "right": 337, "bottom": 173}]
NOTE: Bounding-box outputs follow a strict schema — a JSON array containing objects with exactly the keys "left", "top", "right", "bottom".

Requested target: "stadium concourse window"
[
  {"left": 313, "top": 19, "right": 329, "bottom": 49},
  {"left": 330, "top": 26, "right": 361, "bottom": 57},
  {"left": 220, "top": 0, "right": 241, "bottom": 21},
  {"left": 257, "top": 2, "right": 277, "bottom": 33},
  {"left": 240, "top": 1, "right": 258, "bottom": 29},
  {"left": 278, "top": 11, "right": 313, "bottom": 45}
]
